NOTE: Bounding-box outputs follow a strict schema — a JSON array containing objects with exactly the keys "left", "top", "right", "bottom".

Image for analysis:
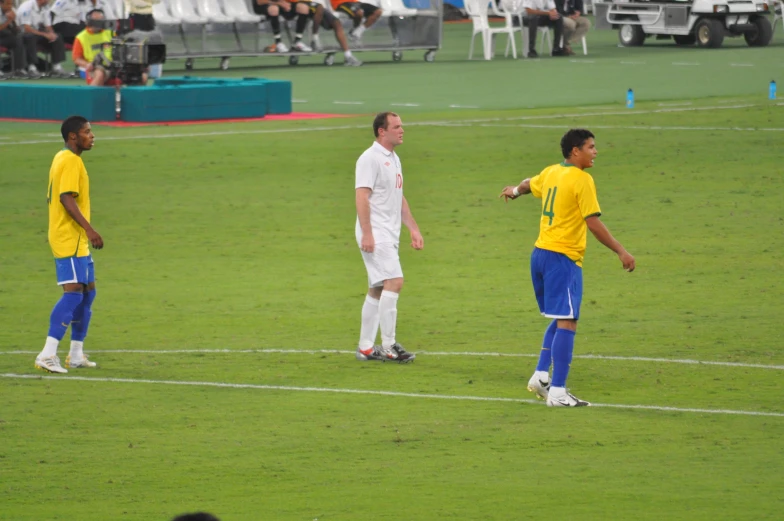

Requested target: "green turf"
[{"left": 1, "top": 96, "right": 783, "bottom": 520}]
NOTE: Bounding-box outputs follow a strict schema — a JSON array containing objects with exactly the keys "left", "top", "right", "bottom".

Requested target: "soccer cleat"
[
  {"left": 356, "top": 345, "right": 387, "bottom": 361},
  {"left": 527, "top": 374, "right": 550, "bottom": 400},
  {"left": 546, "top": 389, "right": 591, "bottom": 407},
  {"left": 311, "top": 38, "right": 323, "bottom": 52},
  {"left": 348, "top": 29, "right": 360, "bottom": 42},
  {"left": 344, "top": 55, "right": 363, "bottom": 67},
  {"left": 266, "top": 42, "right": 289, "bottom": 53},
  {"left": 66, "top": 354, "right": 97, "bottom": 368},
  {"left": 292, "top": 41, "right": 313, "bottom": 52},
  {"left": 390, "top": 343, "right": 415, "bottom": 363},
  {"left": 35, "top": 356, "right": 68, "bottom": 374}
]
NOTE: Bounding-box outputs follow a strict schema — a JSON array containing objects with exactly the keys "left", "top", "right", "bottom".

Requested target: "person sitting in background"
[
  {"left": 125, "top": 0, "right": 158, "bottom": 31},
  {"left": 330, "top": 0, "right": 382, "bottom": 43},
  {"left": 17, "top": 0, "right": 70, "bottom": 77},
  {"left": 556, "top": 0, "right": 589, "bottom": 55},
  {"left": 308, "top": 1, "right": 362, "bottom": 65},
  {"left": 51, "top": 0, "right": 117, "bottom": 45},
  {"left": 522, "top": 0, "right": 567, "bottom": 58},
  {"left": 253, "top": 0, "right": 313, "bottom": 53},
  {"left": 0, "top": 0, "right": 37, "bottom": 78}
]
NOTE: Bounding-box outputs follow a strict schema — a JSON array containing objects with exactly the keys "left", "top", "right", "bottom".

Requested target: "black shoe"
[
  {"left": 551, "top": 47, "right": 569, "bottom": 57},
  {"left": 527, "top": 49, "right": 538, "bottom": 58},
  {"left": 390, "top": 343, "right": 415, "bottom": 363}
]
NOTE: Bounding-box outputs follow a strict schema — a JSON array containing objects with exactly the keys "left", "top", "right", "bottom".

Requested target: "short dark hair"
[
  {"left": 86, "top": 8, "right": 105, "bottom": 18},
  {"left": 61, "top": 115, "right": 89, "bottom": 142},
  {"left": 373, "top": 111, "right": 398, "bottom": 137},
  {"left": 560, "top": 129, "right": 595, "bottom": 159},
  {"left": 171, "top": 513, "right": 220, "bottom": 521}
]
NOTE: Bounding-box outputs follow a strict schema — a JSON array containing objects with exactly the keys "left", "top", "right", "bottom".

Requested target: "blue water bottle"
[
  {"left": 770, "top": 80, "right": 777, "bottom": 100},
  {"left": 626, "top": 88, "right": 635, "bottom": 109}
]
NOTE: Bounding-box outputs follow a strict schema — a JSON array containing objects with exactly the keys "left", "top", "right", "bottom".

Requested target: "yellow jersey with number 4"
[
  {"left": 529, "top": 162, "right": 601, "bottom": 267},
  {"left": 47, "top": 148, "right": 91, "bottom": 258}
]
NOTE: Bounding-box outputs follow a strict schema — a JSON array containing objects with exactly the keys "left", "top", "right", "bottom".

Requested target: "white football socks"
[
  {"left": 358, "top": 295, "right": 380, "bottom": 350},
  {"left": 69, "top": 340, "right": 84, "bottom": 360},
  {"left": 379, "top": 290, "right": 399, "bottom": 348},
  {"left": 39, "top": 336, "right": 59, "bottom": 359},
  {"left": 354, "top": 25, "right": 366, "bottom": 38}
]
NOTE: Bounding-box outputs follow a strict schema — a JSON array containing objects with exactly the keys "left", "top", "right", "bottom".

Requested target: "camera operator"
[
  {"left": 72, "top": 9, "right": 147, "bottom": 86},
  {"left": 51, "top": 0, "right": 117, "bottom": 44}
]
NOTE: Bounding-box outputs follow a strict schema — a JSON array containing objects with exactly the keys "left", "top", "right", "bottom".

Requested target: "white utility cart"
[{"left": 593, "top": 0, "right": 774, "bottom": 48}]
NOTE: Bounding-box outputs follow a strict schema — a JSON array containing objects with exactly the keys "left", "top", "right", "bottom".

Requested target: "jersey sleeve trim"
[{"left": 584, "top": 212, "right": 601, "bottom": 219}]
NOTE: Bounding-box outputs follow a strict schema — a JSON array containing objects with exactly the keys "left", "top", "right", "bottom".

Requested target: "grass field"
[{"left": 1, "top": 18, "right": 784, "bottom": 521}]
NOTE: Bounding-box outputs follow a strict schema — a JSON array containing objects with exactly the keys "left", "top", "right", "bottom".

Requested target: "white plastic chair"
[
  {"left": 465, "top": 0, "right": 516, "bottom": 60},
  {"left": 378, "top": 0, "right": 419, "bottom": 17}
]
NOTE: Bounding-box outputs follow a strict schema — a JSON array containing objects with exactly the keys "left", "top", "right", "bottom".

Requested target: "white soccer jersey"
[
  {"left": 17, "top": 0, "right": 53, "bottom": 29},
  {"left": 355, "top": 141, "right": 404, "bottom": 245}
]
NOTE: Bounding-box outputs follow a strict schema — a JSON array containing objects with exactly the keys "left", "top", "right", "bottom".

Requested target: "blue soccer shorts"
[
  {"left": 54, "top": 254, "right": 95, "bottom": 286},
  {"left": 530, "top": 247, "right": 583, "bottom": 320}
]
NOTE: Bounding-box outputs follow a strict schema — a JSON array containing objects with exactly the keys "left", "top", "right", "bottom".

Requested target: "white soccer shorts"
[{"left": 360, "top": 242, "right": 403, "bottom": 288}]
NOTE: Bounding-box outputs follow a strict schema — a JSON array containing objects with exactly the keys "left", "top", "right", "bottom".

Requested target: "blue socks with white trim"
[
  {"left": 47, "top": 292, "right": 84, "bottom": 341},
  {"left": 551, "top": 328, "right": 576, "bottom": 388},
  {"left": 536, "top": 320, "right": 557, "bottom": 372}
]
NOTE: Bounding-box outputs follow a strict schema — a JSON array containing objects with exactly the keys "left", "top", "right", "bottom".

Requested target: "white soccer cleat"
[
  {"left": 356, "top": 346, "right": 387, "bottom": 361},
  {"left": 546, "top": 388, "right": 591, "bottom": 407},
  {"left": 527, "top": 374, "right": 550, "bottom": 400},
  {"left": 292, "top": 41, "right": 312, "bottom": 52},
  {"left": 344, "top": 55, "right": 363, "bottom": 67},
  {"left": 35, "top": 356, "right": 68, "bottom": 374},
  {"left": 66, "top": 354, "right": 97, "bottom": 368},
  {"left": 275, "top": 42, "right": 289, "bottom": 53}
]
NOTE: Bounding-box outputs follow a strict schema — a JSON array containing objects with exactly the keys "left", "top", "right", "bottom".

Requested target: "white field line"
[
  {"left": 3, "top": 349, "right": 783, "bottom": 371},
  {"left": 333, "top": 101, "right": 364, "bottom": 105},
  {"left": 672, "top": 62, "right": 700, "bottom": 66},
  {"left": 0, "top": 103, "right": 764, "bottom": 147},
  {"left": 2, "top": 373, "right": 782, "bottom": 418},
  {"left": 465, "top": 123, "right": 784, "bottom": 132},
  {"left": 730, "top": 63, "right": 754, "bottom": 67},
  {"left": 449, "top": 104, "right": 480, "bottom": 109},
  {"left": 292, "top": 99, "right": 308, "bottom": 103},
  {"left": 391, "top": 103, "right": 421, "bottom": 107}
]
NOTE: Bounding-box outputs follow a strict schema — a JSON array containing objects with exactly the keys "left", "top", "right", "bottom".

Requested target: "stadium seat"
[
  {"left": 194, "top": 0, "right": 235, "bottom": 23},
  {"left": 153, "top": 1, "right": 182, "bottom": 25},
  {"left": 168, "top": 0, "right": 207, "bottom": 24},
  {"left": 773, "top": 0, "right": 783, "bottom": 35},
  {"left": 221, "top": 0, "right": 264, "bottom": 23}
]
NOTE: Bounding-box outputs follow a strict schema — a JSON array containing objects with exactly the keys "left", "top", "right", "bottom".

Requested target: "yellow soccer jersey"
[
  {"left": 529, "top": 162, "right": 601, "bottom": 267},
  {"left": 47, "top": 149, "right": 91, "bottom": 258}
]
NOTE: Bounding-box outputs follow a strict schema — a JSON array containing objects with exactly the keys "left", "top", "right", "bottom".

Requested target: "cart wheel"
[
  {"left": 185, "top": 58, "right": 194, "bottom": 70},
  {"left": 220, "top": 57, "right": 230, "bottom": 71},
  {"left": 424, "top": 50, "right": 435, "bottom": 62},
  {"left": 324, "top": 53, "right": 335, "bottom": 66},
  {"left": 289, "top": 55, "right": 299, "bottom": 66},
  {"left": 392, "top": 51, "right": 402, "bottom": 62}
]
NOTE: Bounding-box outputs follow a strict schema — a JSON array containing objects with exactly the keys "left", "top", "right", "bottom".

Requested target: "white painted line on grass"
[
  {"left": 672, "top": 62, "right": 700, "bottom": 66},
  {"left": 469, "top": 123, "right": 784, "bottom": 132},
  {"left": 449, "top": 104, "right": 480, "bottom": 109},
  {"left": 2, "top": 373, "right": 782, "bottom": 417},
  {"left": 391, "top": 103, "right": 421, "bottom": 107},
  {"left": 3, "top": 349, "right": 782, "bottom": 371},
  {"left": 0, "top": 103, "right": 766, "bottom": 147},
  {"left": 730, "top": 63, "right": 754, "bottom": 67},
  {"left": 657, "top": 102, "right": 693, "bottom": 107},
  {"left": 333, "top": 101, "right": 364, "bottom": 105},
  {"left": 292, "top": 99, "right": 308, "bottom": 103}
]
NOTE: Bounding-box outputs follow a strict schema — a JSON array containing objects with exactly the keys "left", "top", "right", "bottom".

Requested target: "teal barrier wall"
[
  {"left": 0, "top": 77, "right": 292, "bottom": 122},
  {"left": 0, "top": 85, "right": 116, "bottom": 121}
]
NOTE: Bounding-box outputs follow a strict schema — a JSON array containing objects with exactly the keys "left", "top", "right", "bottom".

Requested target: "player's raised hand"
[
  {"left": 410, "top": 230, "right": 424, "bottom": 250},
  {"left": 499, "top": 186, "right": 518, "bottom": 202},
  {"left": 619, "top": 251, "right": 635, "bottom": 272},
  {"left": 88, "top": 229, "right": 104, "bottom": 250}
]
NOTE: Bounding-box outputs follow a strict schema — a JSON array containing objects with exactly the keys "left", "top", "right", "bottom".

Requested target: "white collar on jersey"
[{"left": 372, "top": 141, "right": 394, "bottom": 156}]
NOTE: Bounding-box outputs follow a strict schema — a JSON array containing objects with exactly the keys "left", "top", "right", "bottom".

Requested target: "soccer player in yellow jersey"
[
  {"left": 35, "top": 115, "right": 104, "bottom": 374},
  {"left": 500, "top": 129, "right": 635, "bottom": 407}
]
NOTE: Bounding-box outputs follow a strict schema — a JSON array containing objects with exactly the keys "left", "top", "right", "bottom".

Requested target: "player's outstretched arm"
[
  {"left": 60, "top": 193, "right": 103, "bottom": 249},
  {"left": 585, "top": 216, "right": 634, "bottom": 272},
  {"left": 499, "top": 178, "right": 531, "bottom": 202},
  {"left": 401, "top": 196, "right": 423, "bottom": 250}
]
